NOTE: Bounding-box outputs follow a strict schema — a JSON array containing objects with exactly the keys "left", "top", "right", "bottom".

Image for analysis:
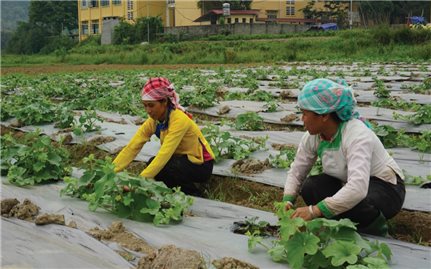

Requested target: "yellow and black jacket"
[{"left": 113, "top": 109, "right": 215, "bottom": 178}]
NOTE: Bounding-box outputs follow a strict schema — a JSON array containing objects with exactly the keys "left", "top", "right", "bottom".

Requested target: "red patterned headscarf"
[
  {"left": 141, "top": 77, "right": 184, "bottom": 110},
  {"left": 141, "top": 77, "right": 192, "bottom": 118}
]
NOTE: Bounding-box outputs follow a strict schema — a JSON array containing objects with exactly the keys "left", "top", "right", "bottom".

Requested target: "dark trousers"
[
  {"left": 300, "top": 173, "right": 405, "bottom": 229},
  {"left": 147, "top": 155, "right": 213, "bottom": 196}
]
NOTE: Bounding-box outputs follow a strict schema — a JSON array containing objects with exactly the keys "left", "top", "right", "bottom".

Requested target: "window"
[
  {"left": 127, "top": 0, "right": 133, "bottom": 10},
  {"left": 127, "top": 11, "right": 134, "bottom": 20},
  {"left": 91, "top": 20, "right": 99, "bottom": 34},
  {"left": 112, "top": 0, "right": 121, "bottom": 5},
  {"left": 81, "top": 21, "right": 89, "bottom": 35},
  {"left": 286, "top": 6, "right": 295, "bottom": 16},
  {"left": 81, "top": 0, "right": 88, "bottom": 8},
  {"left": 242, "top": 18, "right": 246, "bottom": 23},
  {"left": 249, "top": 18, "right": 253, "bottom": 24},
  {"left": 266, "top": 10, "right": 277, "bottom": 20},
  {"left": 90, "top": 0, "right": 98, "bottom": 8},
  {"left": 235, "top": 18, "right": 239, "bottom": 23},
  {"left": 101, "top": 0, "right": 109, "bottom": 7},
  {"left": 227, "top": 18, "right": 232, "bottom": 24},
  {"left": 286, "top": 0, "right": 295, "bottom": 16}
]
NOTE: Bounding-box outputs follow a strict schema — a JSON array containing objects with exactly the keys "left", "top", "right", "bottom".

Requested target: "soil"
[
  {"left": 1, "top": 63, "right": 262, "bottom": 76},
  {"left": 137, "top": 245, "right": 205, "bottom": 269},
  {"left": 212, "top": 257, "right": 259, "bottom": 269},
  {"left": 1, "top": 198, "right": 20, "bottom": 215},
  {"left": 218, "top": 105, "right": 231, "bottom": 115},
  {"left": 6, "top": 199, "right": 40, "bottom": 221},
  {"left": 271, "top": 143, "right": 297, "bottom": 151},
  {"left": 280, "top": 113, "right": 298, "bottom": 123},
  {"left": 87, "top": 135, "right": 116, "bottom": 146},
  {"left": 88, "top": 221, "right": 155, "bottom": 256},
  {"left": 35, "top": 213, "right": 66, "bottom": 226},
  {"left": 231, "top": 158, "right": 271, "bottom": 174}
]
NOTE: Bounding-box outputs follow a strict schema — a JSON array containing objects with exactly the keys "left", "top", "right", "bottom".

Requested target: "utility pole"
[
  {"left": 349, "top": 0, "right": 353, "bottom": 29},
  {"left": 147, "top": 0, "right": 150, "bottom": 43}
]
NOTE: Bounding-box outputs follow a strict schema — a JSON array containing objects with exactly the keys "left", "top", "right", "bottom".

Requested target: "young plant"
[
  {"left": 235, "top": 112, "right": 264, "bottom": 131},
  {"left": 72, "top": 110, "right": 102, "bottom": 136},
  {"left": 1, "top": 131, "right": 71, "bottom": 186},
  {"left": 247, "top": 203, "right": 392, "bottom": 269},
  {"left": 61, "top": 155, "right": 193, "bottom": 225},
  {"left": 393, "top": 105, "right": 431, "bottom": 125},
  {"left": 269, "top": 147, "right": 297, "bottom": 169},
  {"left": 201, "top": 124, "right": 267, "bottom": 161},
  {"left": 14, "top": 99, "right": 57, "bottom": 125}
]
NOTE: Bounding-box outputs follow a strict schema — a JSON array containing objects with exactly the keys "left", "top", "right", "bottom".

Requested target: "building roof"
[
  {"left": 256, "top": 17, "right": 320, "bottom": 24},
  {"left": 194, "top": 9, "right": 259, "bottom": 22}
]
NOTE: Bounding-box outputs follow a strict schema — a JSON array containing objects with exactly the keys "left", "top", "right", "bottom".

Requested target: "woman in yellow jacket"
[{"left": 113, "top": 77, "right": 215, "bottom": 195}]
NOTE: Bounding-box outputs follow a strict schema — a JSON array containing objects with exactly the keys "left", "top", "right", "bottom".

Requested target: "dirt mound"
[
  {"left": 280, "top": 114, "right": 297, "bottom": 123},
  {"left": 271, "top": 143, "right": 297, "bottom": 151},
  {"left": 232, "top": 159, "right": 271, "bottom": 174},
  {"left": 138, "top": 245, "right": 205, "bottom": 269},
  {"left": 1, "top": 198, "right": 20, "bottom": 215},
  {"left": 35, "top": 213, "right": 66, "bottom": 226},
  {"left": 212, "top": 257, "right": 259, "bottom": 269},
  {"left": 218, "top": 105, "right": 231, "bottom": 115},
  {"left": 4, "top": 198, "right": 40, "bottom": 221},
  {"left": 88, "top": 221, "right": 155, "bottom": 255},
  {"left": 87, "top": 135, "right": 116, "bottom": 146}
]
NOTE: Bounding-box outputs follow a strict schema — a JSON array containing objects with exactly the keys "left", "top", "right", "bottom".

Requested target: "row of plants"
[
  {"left": 247, "top": 203, "right": 392, "bottom": 269},
  {"left": 61, "top": 155, "right": 193, "bottom": 225},
  {"left": 0, "top": 131, "right": 193, "bottom": 225}
]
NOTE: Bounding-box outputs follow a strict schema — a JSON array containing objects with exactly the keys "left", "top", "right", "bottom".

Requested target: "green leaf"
[
  {"left": 268, "top": 244, "right": 288, "bottom": 263},
  {"left": 246, "top": 231, "right": 263, "bottom": 251},
  {"left": 379, "top": 242, "right": 392, "bottom": 261},
  {"left": 286, "top": 233, "right": 320, "bottom": 269},
  {"left": 322, "top": 241, "right": 361, "bottom": 266},
  {"left": 304, "top": 250, "right": 331, "bottom": 269},
  {"left": 363, "top": 257, "right": 390, "bottom": 269},
  {"left": 122, "top": 193, "right": 134, "bottom": 206}
]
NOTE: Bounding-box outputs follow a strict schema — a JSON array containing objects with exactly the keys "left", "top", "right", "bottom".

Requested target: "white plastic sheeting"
[
  {"left": 2, "top": 180, "right": 430, "bottom": 269},
  {"left": 1, "top": 110, "right": 429, "bottom": 212}
]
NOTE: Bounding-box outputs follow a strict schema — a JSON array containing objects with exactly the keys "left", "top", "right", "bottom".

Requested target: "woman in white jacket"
[{"left": 283, "top": 78, "right": 405, "bottom": 236}]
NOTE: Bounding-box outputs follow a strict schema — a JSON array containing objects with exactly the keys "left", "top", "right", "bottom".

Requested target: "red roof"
[
  {"left": 194, "top": 9, "right": 259, "bottom": 22},
  {"left": 256, "top": 17, "right": 320, "bottom": 23}
]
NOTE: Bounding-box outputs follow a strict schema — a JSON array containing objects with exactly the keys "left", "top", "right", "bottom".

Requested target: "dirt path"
[{"left": 1, "top": 63, "right": 262, "bottom": 76}]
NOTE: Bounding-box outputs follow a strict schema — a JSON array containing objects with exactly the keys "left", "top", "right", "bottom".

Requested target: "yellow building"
[
  {"left": 78, "top": 0, "right": 203, "bottom": 41},
  {"left": 78, "top": 0, "right": 351, "bottom": 41}
]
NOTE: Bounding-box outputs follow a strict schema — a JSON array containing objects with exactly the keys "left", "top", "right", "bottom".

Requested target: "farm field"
[{"left": 1, "top": 62, "right": 430, "bottom": 268}]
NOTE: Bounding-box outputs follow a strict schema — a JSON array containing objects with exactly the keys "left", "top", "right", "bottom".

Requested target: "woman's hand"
[
  {"left": 285, "top": 201, "right": 294, "bottom": 211},
  {"left": 291, "top": 205, "right": 322, "bottom": 221}
]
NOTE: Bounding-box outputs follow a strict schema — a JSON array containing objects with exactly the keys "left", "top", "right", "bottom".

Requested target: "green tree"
[
  {"left": 29, "top": 1, "right": 77, "bottom": 35},
  {"left": 300, "top": 1, "right": 348, "bottom": 27},
  {"left": 197, "top": 0, "right": 252, "bottom": 14},
  {"left": 6, "top": 0, "right": 77, "bottom": 54}
]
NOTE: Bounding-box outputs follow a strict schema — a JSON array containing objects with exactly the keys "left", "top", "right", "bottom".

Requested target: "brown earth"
[
  {"left": 0, "top": 63, "right": 262, "bottom": 76},
  {"left": 9, "top": 199, "right": 40, "bottom": 220},
  {"left": 231, "top": 158, "right": 271, "bottom": 174},
  {"left": 212, "top": 257, "right": 259, "bottom": 269},
  {"left": 35, "top": 213, "right": 66, "bottom": 226},
  {"left": 138, "top": 245, "right": 205, "bottom": 269},
  {"left": 88, "top": 221, "right": 156, "bottom": 256}
]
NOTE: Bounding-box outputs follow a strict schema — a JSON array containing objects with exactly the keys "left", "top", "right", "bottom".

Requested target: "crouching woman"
[
  {"left": 113, "top": 77, "right": 215, "bottom": 196},
  {"left": 283, "top": 78, "right": 405, "bottom": 236}
]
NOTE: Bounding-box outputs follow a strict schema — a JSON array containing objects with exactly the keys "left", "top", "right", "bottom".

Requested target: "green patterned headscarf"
[{"left": 298, "top": 78, "right": 361, "bottom": 122}]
